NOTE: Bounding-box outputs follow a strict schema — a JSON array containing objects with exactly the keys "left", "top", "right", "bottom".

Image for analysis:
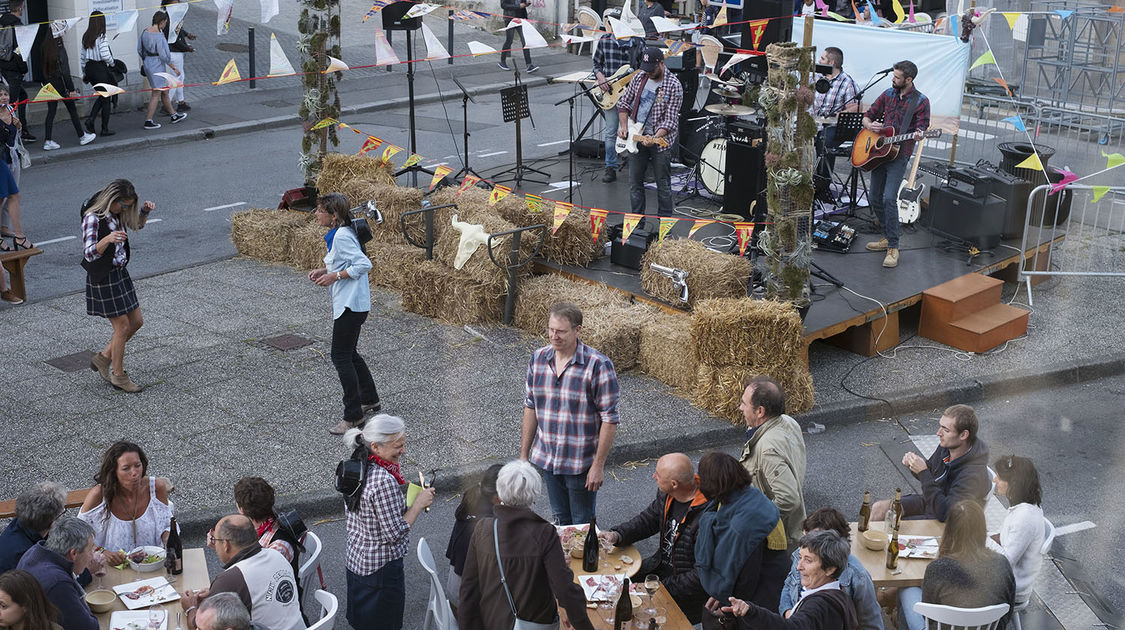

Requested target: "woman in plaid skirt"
[{"left": 81, "top": 179, "right": 153, "bottom": 393}]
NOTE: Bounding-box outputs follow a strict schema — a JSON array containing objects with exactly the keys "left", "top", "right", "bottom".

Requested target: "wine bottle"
[
  {"left": 615, "top": 578, "right": 633, "bottom": 630},
  {"left": 582, "top": 517, "right": 600, "bottom": 573},
  {"left": 891, "top": 488, "right": 903, "bottom": 530},
  {"left": 648, "top": 618, "right": 658, "bottom": 630},
  {"left": 886, "top": 525, "right": 899, "bottom": 570},
  {"left": 858, "top": 491, "right": 872, "bottom": 532},
  {"left": 166, "top": 517, "right": 183, "bottom": 575}
]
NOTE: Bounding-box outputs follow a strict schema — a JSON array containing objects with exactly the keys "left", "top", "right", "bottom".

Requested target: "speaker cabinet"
[
  {"left": 723, "top": 138, "right": 767, "bottom": 220},
  {"left": 927, "top": 187, "right": 1006, "bottom": 250}
]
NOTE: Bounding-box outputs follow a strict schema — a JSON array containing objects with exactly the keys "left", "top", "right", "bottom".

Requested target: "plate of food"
[
  {"left": 127, "top": 546, "right": 166, "bottom": 573},
  {"left": 109, "top": 609, "right": 168, "bottom": 630},
  {"left": 578, "top": 573, "right": 626, "bottom": 602},
  {"left": 557, "top": 524, "right": 599, "bottom": 548},
  {"left": 898, "top": 535, "right": 940, "bottom": 559},
  {"left": 112, "top": 577, "right": 180, "bottom": 610}
]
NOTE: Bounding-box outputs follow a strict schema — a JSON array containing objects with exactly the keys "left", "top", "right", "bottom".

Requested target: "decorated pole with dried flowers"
[
  {"left": 757, "top": 41, "right": 817, "bottom": 312},
  {"left": 298, "top": 0, "right": 343, "bottom": 185}
]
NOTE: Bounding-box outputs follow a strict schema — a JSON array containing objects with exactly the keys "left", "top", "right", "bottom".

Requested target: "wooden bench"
[
  {"left": 0, "top": 479, "right": 175, "bottom": 520},
  {"left": 1, "top": 247, "right": 43, "bottom": 302}
]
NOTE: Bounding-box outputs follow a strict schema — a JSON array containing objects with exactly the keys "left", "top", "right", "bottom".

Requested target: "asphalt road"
[{"left": 178, "top": 373, "right": 1125, "bottom": 629}]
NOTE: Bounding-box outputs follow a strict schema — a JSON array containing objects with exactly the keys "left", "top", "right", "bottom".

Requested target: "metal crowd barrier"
[{"left": 1018, "top": 183, "right": 1125, "bottom": 305}]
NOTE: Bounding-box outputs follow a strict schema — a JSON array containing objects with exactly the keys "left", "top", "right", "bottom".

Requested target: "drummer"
[{"left": 813, "top": 46, "right": 859, "bottom": 172}]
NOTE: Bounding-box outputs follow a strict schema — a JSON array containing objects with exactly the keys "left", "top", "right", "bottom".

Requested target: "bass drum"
[{"left": 699, "top": 137, "right": 728, "bottom": 196}]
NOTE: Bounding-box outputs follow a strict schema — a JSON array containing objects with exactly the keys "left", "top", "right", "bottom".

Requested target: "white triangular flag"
[
  {"left": 153, "top": 72, "right": 183, "bottom": 89},
  {"left": 93, "top": 83, "right": 126, "bottom": 96},
  {"left": 406, "top": 3, "right": 440, "bottom": 18},
  {"left": 619, "top": 1, "right": 645, "bottom": 34},
  {"left": 374, "top": 28, "right": 400, "bottom": 66},
  {"left": 267, "top": 33, "right": 296, "bottom": 76},
  {"left": 520, "top": 20, "right": 549, "bottom": 48},
  {"left": 650, "top": 16, "right": 688, "bottom": 32},
  {"left": 420, "top": 23, "right": 450, "bottom": 60},
  {"left": 607, "top": 17, "right": 638, "bottom": 38},
  {"left": 500, "top": 18, "right": 523, "bottom": 30},
  {"left": 113, "top": 11, "right": 138, "bottom": 39},
  {"left": 214, "top": 0, "right": 234, "bottom": 35},
  {"left": 165, "top": 3, "right": 189, "bottom": 44},
  {"left": 324, "top": 56, "right": 349, "bottom": 72},
  {"left": 467, "top": 41, "right": 497, "bottom": 56},
  {"left": 260, "top": 0, "right": 279, "bottom": 23},
  {"left": 562, "top": 34, "right": 595, "bottom": 44},
  {"left": 13, "top": 25, "right": 37, "bottom": 61},
  {"left": 720, "top": 53, "right": 752, "bottom": 76}
]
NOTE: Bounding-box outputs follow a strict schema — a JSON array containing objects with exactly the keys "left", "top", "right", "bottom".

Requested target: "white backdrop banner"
[{"left": 791, "top": 17, "right": 970, "bottom": 134}]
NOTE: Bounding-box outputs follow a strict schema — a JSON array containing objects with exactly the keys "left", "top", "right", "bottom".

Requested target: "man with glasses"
[{"left": 520, "top": 301, "right": 620, "bottom": 525}]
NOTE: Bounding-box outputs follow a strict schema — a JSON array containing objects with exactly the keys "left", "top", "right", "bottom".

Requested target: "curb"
[
  {"left": 28, "top": 75, "right": 562, "bottom": 167},
  {"left": 172, "top": 352, "right": 1125, "bottom": 536}
]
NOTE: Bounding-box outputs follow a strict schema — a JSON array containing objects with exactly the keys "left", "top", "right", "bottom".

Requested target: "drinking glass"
[
  {"left": 643, "top": 574, "right": 660, "bottom": 614},
  {"left": 653, "top": 606, "right": 668, "bottom": 627},
  {"left": 148, "top": 607, "right": 164, "bottom": 630},
  {"left": 92, "top": 550, "right": 108, "bottom": 590}
]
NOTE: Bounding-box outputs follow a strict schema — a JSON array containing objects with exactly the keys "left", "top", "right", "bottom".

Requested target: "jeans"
[
  {"left": 500, "top": 18, "right": 533, "bottom": 65},
  {"left": 868, "top": 153, "right": 909, "bottom": 248},
  {"left": 537, "top": 466, "right": 597, "bottom": 525},
  {"left": 604, "top": 110, "right": 621, "bottom": 169},
  {"left": 898, "top": 586, "right": 925, "bottom": 630},
  {"left": 331, "top": 308, "right": 379, "bottom": 421},
  {"left": 347, "top": 559, "right": 405, "bottom": 630},
  {"left": 629, "top": 145, "right": 673, "bottom": 232}
]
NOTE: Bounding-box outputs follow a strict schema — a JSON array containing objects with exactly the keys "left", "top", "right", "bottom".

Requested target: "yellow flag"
[
  {"left": 310, "top": 117, "right": 337, "bottom": 131},
  {"left": 430, "top": 165, "right": 453, "bottom": 190},
  {"left": 489, "top": 185, "right": 512, "bottom": 206},
  {"left": 688, "top": 220, "right": 714, "bottom": 238},
  {"left": 552, "top": 201, "right": 573, "bottom": 234},
  {"left": 380, "top": 143, "right": 403, "bottom": 165},
  {"left": 621, "top": 214, "right": 642, "bottom": 243},
  {"left": 589, "top": 209, "right": 608, "bottom": 241},
  {"left": 1015, "top": 153, "right": 1044, "bottom": 171},
  {"left": 402, "top": 154, "right": 423, "bottom": 168},
  {"left": 969, "top": 50, "right": 996, "bottom": 71},
  {"left": 891, "top": 0, "right": 906, "bottom": 23},
  {"left": 1091, "top": 186, "right": 1111, "bottom": 202},
  {"left": 713, "top": 6, "right": 728, "bottom": 26},
  {"left": 213, "top": 59, "right": 242, "bottom": 85},
  {"left": 35, "top": 83, "right": 62, "bottom": 101},
  {"left": 1102, "top": 150, "right": 1125, "bottom": 170},
  {"left": 358, "top": 136, "right": 382, "bottom": 156},
  {"left": 1002, "top": 12, "right": 1020, "bottom": 29},
  {"left": 658, "top": 217, "right": 676, "bottom": 242}
]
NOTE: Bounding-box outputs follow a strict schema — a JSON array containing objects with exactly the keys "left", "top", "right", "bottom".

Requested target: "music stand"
[
  {"left": 384, "top": 2, "right": 433, "bottom": 188},
  {"left": 831, "top": 111, "right": 868, "bottom": 216},
  {"left": 490, "top": 75, "right": 550, "bottom": 186},
  {"left": 449, "top": 74, "right": 485, "bottom": 182}
]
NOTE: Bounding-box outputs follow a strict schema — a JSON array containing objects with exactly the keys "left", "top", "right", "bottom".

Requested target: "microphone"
[{"left": 875, "top": 67, "right": 894, "bottom": 75}]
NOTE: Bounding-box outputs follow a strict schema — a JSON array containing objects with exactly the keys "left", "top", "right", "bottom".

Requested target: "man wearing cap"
[{"left": 617, "top": 46, "right": 683, "bottom": 232}]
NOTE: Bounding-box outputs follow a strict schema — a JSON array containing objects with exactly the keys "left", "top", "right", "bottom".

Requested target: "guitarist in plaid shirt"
[{"left": 593, "top": 22, "right": 643, "bottom": 182}]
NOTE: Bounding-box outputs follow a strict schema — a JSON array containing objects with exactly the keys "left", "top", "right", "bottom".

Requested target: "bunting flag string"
[
  {"left": 363, "top": 1, "right": 390, "bottom": 21},
  {"left": 621, "top": 214, "right": 642, "bottom": 243},
  {"left": 430, "top": 165, "right": 453, "bottom": 190},
  {"left": 525, "top": 193, "right": 543, "bottom": 213},
  {"left": 590, "top": 209, "right": 608, "bottom": 242},
  {"left": 658, "top": 218, "right": 677, "bottom": 243},
  {"left": 552, "top": 201, "right": 573, "bottom": 234},
  {"left": 489, "top": 184, "right": 512, "bottom": 205}
]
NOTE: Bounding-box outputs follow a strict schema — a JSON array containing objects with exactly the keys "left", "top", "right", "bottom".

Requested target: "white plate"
[
  {"left": 112, "top": 577, "right": 180, "bottom": 610},
  {"left": 109, "top": 609, "right": 169, "bottom": 630}
]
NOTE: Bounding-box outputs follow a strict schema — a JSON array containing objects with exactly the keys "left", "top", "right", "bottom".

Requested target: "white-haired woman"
[
  {"left": 458, "top": 460, "right": 595, "bottom": 630},
  {"left": 342, "top": 415, "right": 435, "bottom": 630}
]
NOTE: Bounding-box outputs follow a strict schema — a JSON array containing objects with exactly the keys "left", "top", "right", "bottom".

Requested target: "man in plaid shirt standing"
[
  {"left": 593, "top": 22, "right": 642, "bottom": 183},
  {"left": 618, "top": 46, "right": 682, "bottom": 232},
  {"left": 521, "top": 302, "right": 620, "bottom": 525}
]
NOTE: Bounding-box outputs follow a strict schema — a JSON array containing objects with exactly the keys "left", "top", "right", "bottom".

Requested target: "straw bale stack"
[
  {"left": 401, "top": 260, "right": 505, "bottom": 324},
  {"left": 638, "top": 312, "right": 696, "bottom": 390},
  {"left": 368, "top": 243, "right": 426, "bottom": 292},
  {"left": 369, "top": 183, "right": 426, "bottom": 246},
  {"left": 690, "top": 297, "right": 813, "bottom": 419},
  {"left": 580, "top": 301, "right": 657, "bottom": 370},
  {"left": 288, "top": 223, "right": 331, "bottom": 271},
  {"left": 316, "top": 153, "right": 395, "bottom": 192},
  {"left": 433, "top": 213, "right": 537, "bottom": 287},
  {"left": 512, "top": 274, "right": 629, "bottom": 335},
  {"left": 492, "top": 200, "right": 605, "bottom": 267},
  {"left": 640, "top": 238, "right": 751, "bottom": 307},
  {"left": 230, "top": 209, "right": 312, "bottom": 263}
]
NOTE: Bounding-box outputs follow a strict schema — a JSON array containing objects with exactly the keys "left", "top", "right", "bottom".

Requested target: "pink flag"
[{"left": 1049, "top": 169, "right": 1078, "bottom": 195}]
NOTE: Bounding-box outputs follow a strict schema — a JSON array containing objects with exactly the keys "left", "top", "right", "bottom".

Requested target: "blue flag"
[{"left": 1002, "top": 115, "right": 1026, "bottom": 132}]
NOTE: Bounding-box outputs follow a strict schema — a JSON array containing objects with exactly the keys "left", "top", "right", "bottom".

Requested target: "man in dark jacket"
[
  {"left": 873, "top": 404, "right": 992, "bottom": 522},
  {"left": 0, "top": 482, "right": 67, "bottom": 573},
  {"left": 599, "top": 453, "right": 711, "bottom": 624},
  {"left": 17, "top": 516, "right": 99, "bottom": 630},
  {"left": 0, "top": 0, "right": 32, "bottom": 140},
  {"left": 497, "top": 0, "right": 537, "bottom": 72}
]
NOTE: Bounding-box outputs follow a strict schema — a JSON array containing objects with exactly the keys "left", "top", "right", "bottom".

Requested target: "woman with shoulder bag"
[
  {"left": 80, "top": 11, "right": 117, "bottom": 137},
  {"left": 138, "top": 10, "right": 185, "bottom": 130},
  {"left": 458, "top": 460, "right": 595, "bottom": 630},
  {"left": 39, "top": 21, "right": 96, "bottom": 151}
]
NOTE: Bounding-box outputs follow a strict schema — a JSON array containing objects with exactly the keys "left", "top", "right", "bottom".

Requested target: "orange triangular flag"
[
  {"left": 430, "top": 165, "right": 452, "bottom": 190},
  {"left": 458, "top": 175, "right": 480, "bottom": 195},
  {"left": 552, "top": 201, "right": 573, "bottom": 233},
  {"left": 993, "top": 77, "right": 1013, "bottom": 96},
  {"left": 688, "top": 220, "right": 714, "bottom": 238},
  {"left": 213, "top": 58, "right": 241, "bottom": 85},
  {"left": 358, "top": 136, "right": 382, "bottom": 156},
  {"left": 380, "top": 143, "right": 403, "bottom": 165},
  {"left": 734, "top": 222, "right": 755, "bottom": 256},
  {"left": 622, "top": 214, "right": 642, "bottom": 243},
  {"left": 852, "top": 0, "right": 866, "bottom": 23},
  {"left": 489, "top": 185, "right": 512, "bottom": 205},
  {"left": 748, "top": 19, "right": 769, "bottom": 51},
  {"left": 589, "top": 209, "right": 608, "bottom": 241}
]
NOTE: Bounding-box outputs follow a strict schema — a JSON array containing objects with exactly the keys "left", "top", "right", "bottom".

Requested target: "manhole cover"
[
  {"left": 45, "top": 350, "right": 96, "bottom": 373},
  {"left": 260, "top": 100, "right": 292, "bottom": 108},
  {"left": 261, "top": 334, "right": 314, "bottom": 351},
  {"left": 216, "top": 43, "right": 250, "bottom": 53}
]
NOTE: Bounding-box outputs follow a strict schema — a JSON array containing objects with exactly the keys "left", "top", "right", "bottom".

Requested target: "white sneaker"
[
  {"left": 42, "top": 140, "right": 60, "bottom": 150},
  {"left": 79, "top": 132, "right": 96, "bottom": 145}
]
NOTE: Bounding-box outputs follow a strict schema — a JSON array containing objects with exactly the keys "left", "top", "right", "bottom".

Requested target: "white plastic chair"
[
  {"left": 418, "top": 538, "right": 458, "bottom": 630},
  {"left": 698, "top": 35, "right": 723, "bottom": 73},
  {"left": 577, "top": 7, "right": 603, "bottom": 57},
  {"left": 1011, "top": 518, "right": 1057, "bottom": 630},
  {"left": 306, "top": 590, "right": 338, "bottom": 630},
  {"left": 914, "top": 602, "right": 1010, "bottom": 630},
  {"left": 299, "top": 532, "right": 326, "bottom": 621}
]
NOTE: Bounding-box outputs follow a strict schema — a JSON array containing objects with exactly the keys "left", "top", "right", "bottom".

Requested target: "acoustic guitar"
[
  {"left": 614, "top": 118, "right": 670, "bottom": 154},
  {"left": 897, "top": 137, "right": 929, "bottom": 224},
  {"left": 591, "top": 65, "right": 640, "bottom": 110},
  {"left": 851, "top": 126, "right": 942, "bottom": 171}
]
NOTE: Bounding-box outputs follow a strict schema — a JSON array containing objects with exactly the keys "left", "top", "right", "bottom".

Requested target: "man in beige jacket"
[{"left": 738, "top": 376, "right": 808, "bottom": 553}]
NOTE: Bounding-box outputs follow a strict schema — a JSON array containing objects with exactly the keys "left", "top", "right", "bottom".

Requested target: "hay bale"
[
  {"left": 638, "top": 312, "right": 696, "bottom": 390},
  {"left": 433, "top": 212, "right": 541, "bottom": 287},
  {"left": 230, "top": 209, "right": 312, "bottom": 262},
  {"left": 641, "top": 238, "right": 751, "bottom": 307},
  {"left": 580, "top": 302, "right": 656, "bottom": 370},
  {"left": 400, "top": 260, "right": 505, "bottom": 324},
  {"left": 690, "top": 298, "right": 803, "bottom": 367},
  {"left": 692, "top": 363, "right": 815, "bottom": 422},
  {"left": 316, "top": 153, "right": 395, "bottom": 192},
  {"left": 513, "top": 274, "right": 629, "bottom": 335},
  {"left": 288, "top": 223, "right": 330, "bottom": 271},
  {"left": 367, "top": 243, "right": 426, "bottom": 292},
  {"left": 543, "top": 206, "right": 606, "bottom": 267}
]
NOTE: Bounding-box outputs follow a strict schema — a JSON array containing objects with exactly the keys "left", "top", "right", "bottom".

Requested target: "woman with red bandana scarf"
[{"left": 342, "top": 414, "right": 435, "bottom": 630}]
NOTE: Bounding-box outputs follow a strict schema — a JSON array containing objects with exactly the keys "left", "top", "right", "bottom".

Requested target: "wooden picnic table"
[
  {"left": 85, "top": 548, "right": 210, "bottom": 630},
  {"left": 849, "top": 520, "right": 944, "bottom": 588},
  {"left": 564, "top": 545, "right": 693, "bottom": 630}
]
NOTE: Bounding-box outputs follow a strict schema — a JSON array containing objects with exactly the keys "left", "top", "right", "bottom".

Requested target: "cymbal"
[
  {"left": 705, "top": 103, "right": 757, "bottom": 116},
  {"left": 703, "top": 73, "right": 744, "bottom": 87},
  {"left": 712, "top": 87, "right": 743, "bottom": 98},
  {"left": 715, "top": 213, "right": 744, "bottom": 221}
]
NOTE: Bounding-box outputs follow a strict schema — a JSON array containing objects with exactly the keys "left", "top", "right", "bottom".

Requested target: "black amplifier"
[
  {"left": 607, "top": 224, "right": 655, "bottom": 270},
  {"left": 946, "top": 167, "right": 992, "bottom": 197},
  {"left": 971, "top": 163, "right": 1034, "bottom": 239},
  {"left": 728, "top": 120, "right": 764, "bottom": 147},
  {"left": 927, "top": 186, "right": 1006, "bottom": 250}
]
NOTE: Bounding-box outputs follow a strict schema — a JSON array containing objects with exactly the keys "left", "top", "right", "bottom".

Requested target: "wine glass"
[
  {"left": 148, "top": 607, "right": 165, "bottom": 630},
  {"left": 643, "top": 574, "right": 660, "bottom": 615},
  {"left": 92, "top": 550, "right": 108, "bottom": 590},
  {"left": 653, "top": 606, "right": 668, "bottom": 628}
]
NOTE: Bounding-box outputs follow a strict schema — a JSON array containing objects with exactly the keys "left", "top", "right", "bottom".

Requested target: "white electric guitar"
[
  {"left": 897, "top": 137, "right": 929, "bottom": 224},
  {"left": 614, "top": 119, "right": 670, "bottom": 154}
]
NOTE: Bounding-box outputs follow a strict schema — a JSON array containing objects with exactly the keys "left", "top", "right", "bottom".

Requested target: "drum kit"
[{"left": 686, "top": 74, "right": 763, "bottom": 197}]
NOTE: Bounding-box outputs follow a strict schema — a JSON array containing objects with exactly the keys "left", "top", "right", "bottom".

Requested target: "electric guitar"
[
  {"left": 614, "top": 118, "right": 670, "bottom": 154},
  {"left": 591, "top": 65, "right": 640, "bottom": 110},
  {"left": 851, "top": 126, "right": 942, "bottom": 171},
  {"left": 897, "top": 136, "right": 929, "bottom": 224}
]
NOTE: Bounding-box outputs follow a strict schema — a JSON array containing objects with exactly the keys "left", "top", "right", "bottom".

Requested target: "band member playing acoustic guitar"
[
  {"left": 594, "top": 23, "right": 643, "bottom": 183},
  {"left": 617, "top": 46, "right": 682, "bottom": 231},
  {"left": 861, "top": 60, "right": 929, "bottom": 269}
]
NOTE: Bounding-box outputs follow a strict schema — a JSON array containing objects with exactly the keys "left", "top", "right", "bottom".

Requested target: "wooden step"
[
  {"left": 927, "top": 303, "right": 1029, "bottom": 353},
  {"left": 921, "top": 273, "right": 1004, "bottom": 322}
]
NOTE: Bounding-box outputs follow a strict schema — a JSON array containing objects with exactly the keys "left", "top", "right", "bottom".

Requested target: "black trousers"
[
  {"left": 500, "top": 17, "right": 533, "bottom": 64},
  {"left": 331, "top": 308, "right": 379, "bottom": 421},
  {"left": 45, "top": 78, "right": 83, "bottom": 141},
  {"left": 1, "top": 71, "right": 28, "bottom": 128}
]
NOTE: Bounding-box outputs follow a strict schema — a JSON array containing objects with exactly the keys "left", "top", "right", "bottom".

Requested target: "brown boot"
[
  {"left": 90, "top": 352, "right": 112, "bottom": 384},
  {"left": 110, "top": 371, "right": 143, "bottom": 393},
  {"left": 883, "top": 248, "right": 900, "bottom": 268},
  {"left": 329, "top": 419, "right": 361, "bottom": 435},
  {"left": 866, "top": 238, "right": 889, "bottom": 252}
]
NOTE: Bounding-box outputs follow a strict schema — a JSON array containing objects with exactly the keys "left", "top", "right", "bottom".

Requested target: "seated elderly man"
[
  {"left": 720, "top": 530, "right": 859, "bottom": 630},
  {"left": 196, "top": 592, "right": 255, "bottom": 630},
  {"left": 598, "top": 453, "right": 710, "bottom": 624},
  {"left": 181, "top": 515, "right": 304, "bottom": 630},
  {"left": 0, "top": 482, "right": 67, "bottom": 573},
  {"left": 17, "top": 516, "right": 100, "bottom": 630}
]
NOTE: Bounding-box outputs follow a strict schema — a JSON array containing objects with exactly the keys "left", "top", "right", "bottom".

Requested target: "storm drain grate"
[
  {"left": 260, "top": 334, "right": 314, "bottom": 351},
  {"left": 45, "top": 351, "right": 96, "bottom": 373}
]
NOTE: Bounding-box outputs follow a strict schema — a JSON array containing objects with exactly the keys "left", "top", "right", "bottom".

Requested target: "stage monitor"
[{"left": 382, "top": 1, "right": 423, "bottom": 31}]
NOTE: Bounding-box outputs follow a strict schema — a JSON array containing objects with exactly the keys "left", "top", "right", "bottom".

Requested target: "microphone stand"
[
  {"left": 449, "top": 74, "right": 485, "bottom": 183},
  {"left": 553, "top": 78, "right": 605, "bottom": 205}
]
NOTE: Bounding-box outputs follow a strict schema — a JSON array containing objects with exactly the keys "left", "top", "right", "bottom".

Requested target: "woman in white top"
[
  {"left": 990, "top": 454, "right": 1046, "bottom": 605},
  {"left": 309, "top": 192, "right": 379, "bottom": 436},
  {"left": 78, "top": 441, "right": 173, "bottom": 566},
  {"left": 79, "top": 12, "right": 118, "bottom": 137}
]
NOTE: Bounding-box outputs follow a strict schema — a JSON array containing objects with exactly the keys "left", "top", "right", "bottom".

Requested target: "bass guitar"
[
  {"left": 851, "top": 126, "right": 942, "bottom": 171},
  {"left": 615, "top": 118, "right": 670, "bottom": 154},
  {"left": 591, "top": 65, "right": 640, "bottom": 110},
  {"left": 897, "top": 136, "right": 929, "bottom": 224}
]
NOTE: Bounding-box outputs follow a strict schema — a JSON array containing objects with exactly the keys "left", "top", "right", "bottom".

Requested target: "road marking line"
[
  {"left": 537, "top": 140, "right": 570, "bottom": 147},
  {"left": 35, "top": 236, "right": 76, "bottom": 246},
  {"left": 203, "top": 202, "right": 247, "bottom": 212},
  {"left": 478, "top": 151, "right": 508, "bottom": 157},
  {"left": 146, "top": 218, "right": 163, "bottom": 223},
  {"left": 1054, "top": 521, "right": 1096, "bottom": 536}
]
